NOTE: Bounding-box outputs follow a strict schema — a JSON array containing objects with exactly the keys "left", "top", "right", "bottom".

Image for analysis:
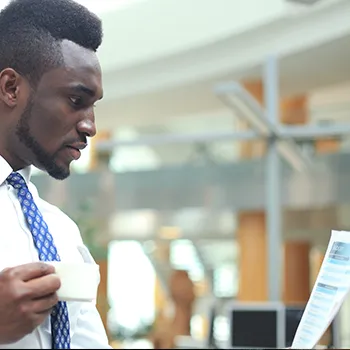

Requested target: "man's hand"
[{"left": 0, "top": 262, "right": 61, "bottom": 344}]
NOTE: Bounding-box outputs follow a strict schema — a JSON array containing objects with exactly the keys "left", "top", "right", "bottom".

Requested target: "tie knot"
[{"left": 7, "top": 171, "right": 27, "bottom": 189}]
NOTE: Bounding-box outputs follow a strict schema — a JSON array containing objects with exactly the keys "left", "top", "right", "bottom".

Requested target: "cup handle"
[{"left": 77, "top": 244, "right": 96, "bottom": 264}]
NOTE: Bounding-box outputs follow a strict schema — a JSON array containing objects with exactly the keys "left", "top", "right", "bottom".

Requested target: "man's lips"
[
  {"left": 65, "top": 143, "right": 87, "bottom": 160},
  {"left": 66, "top": 142, "right": 87, "bottom": 151}
]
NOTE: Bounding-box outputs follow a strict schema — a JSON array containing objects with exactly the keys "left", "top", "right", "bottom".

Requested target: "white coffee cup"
[{"left": 48, "top": 261, "right": 100, "bottom": 302}]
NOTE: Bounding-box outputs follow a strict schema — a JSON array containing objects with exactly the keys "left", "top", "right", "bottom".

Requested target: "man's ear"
[{"left": 0, "top": 68, "right": 24, "bottom": 108}]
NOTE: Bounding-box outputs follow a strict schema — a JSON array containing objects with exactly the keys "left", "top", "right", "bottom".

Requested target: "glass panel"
[
  {"left": 170, "top": 239, "right": 205, "bottom": 282},
  {"left": 107, "top": 241, "right": 156, "bottom": 337},
  {"left": 213, "top": 265, "right": 238, "bottom": 298}
]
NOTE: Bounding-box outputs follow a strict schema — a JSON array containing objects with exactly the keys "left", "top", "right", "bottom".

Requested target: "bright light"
[{"left": 107, "top": 241, "right": 156, "bottom": 331}]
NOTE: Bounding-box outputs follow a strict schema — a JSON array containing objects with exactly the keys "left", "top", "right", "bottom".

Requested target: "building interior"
[{"left": 9, "top": 0, "right": 350, "bottom": 348}]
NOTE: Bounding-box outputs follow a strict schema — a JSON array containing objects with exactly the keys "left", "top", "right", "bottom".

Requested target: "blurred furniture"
[{"left": 150, "top": 270, "right": 196, "bottom": 349}]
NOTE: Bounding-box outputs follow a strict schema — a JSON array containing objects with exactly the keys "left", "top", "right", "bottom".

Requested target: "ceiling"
[{"left": 96, "top": 33, "right": 350, "bottom": 131}]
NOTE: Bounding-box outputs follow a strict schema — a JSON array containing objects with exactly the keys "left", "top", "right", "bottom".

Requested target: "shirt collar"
[{"left": 0, "top": 155, "right": 32, "bottom": 186}]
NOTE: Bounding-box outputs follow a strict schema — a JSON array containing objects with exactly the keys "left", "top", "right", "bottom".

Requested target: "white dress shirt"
[{"left": 0, "top": 155, "right": 112, "bottom": 349}]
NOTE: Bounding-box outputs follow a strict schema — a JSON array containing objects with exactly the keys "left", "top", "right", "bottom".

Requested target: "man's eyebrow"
[{"left": 71, "top": 84, "right": 96, "bottom": 97}]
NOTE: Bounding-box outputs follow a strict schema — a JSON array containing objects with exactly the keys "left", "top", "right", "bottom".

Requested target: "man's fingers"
[
  {"left": 26, "top": 274, "right": 61, "bottom": 299},
  {"left": 31, "top": 293, "right": 59, "bottom": 314},
  {"left": 4, "top": 262, "right": 55, "bottom": 282}
]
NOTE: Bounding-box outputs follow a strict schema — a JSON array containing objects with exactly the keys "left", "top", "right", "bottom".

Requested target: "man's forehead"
[
  {"left": 37, "top": 39, "right": 104, "bottom": 97},
  {"left": 60, "top": 39, "right": 101, "bottom": 73}
]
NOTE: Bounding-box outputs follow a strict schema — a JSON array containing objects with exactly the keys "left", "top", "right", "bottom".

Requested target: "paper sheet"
[{"left": 291, "top": 230, "right": 350, "bottom": 349}]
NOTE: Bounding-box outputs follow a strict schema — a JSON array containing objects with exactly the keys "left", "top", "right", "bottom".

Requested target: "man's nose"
[{"left": 76, "top": 116, "right": 96, "bottom": 138}]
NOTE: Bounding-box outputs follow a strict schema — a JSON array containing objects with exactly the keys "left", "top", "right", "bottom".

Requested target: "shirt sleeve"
[{"left": 71, "top": 302, "right": 113, "bottom": 349}]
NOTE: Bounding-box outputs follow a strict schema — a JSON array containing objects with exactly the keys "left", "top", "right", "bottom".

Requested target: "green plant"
[{"left": 70, "top": 199, "right": 108, "bottom": 260}]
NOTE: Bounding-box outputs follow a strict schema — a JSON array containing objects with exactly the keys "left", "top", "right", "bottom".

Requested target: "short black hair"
[{"left": 0, "top": 0, "right": 103, "bottom": 84}]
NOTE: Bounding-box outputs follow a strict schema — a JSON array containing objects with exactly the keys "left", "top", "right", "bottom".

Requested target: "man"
[{"left": 0, "top": 0, "right": 111, "bottom": 348}]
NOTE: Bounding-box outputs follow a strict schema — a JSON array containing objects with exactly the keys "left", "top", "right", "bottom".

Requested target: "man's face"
[{"left": 16, "top": 40, "right": 103, "bottom": 180}]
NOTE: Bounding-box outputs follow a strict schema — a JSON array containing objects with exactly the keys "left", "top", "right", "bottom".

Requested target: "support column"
[
  {"left": 283, "top": 241, "right": 311, "bottom": 305},
  {"left": 280, "top": 95, "right": 308, "bottom": 125},
  {"left": 237, "top": 68, "right": 310, "bottom": 302},
  {"left": 280, "top": 94, "right": 312, "bottom": 306},
  {"left": 315, "top": 138, "right": 339, "bottom": 153},
  {"left": 237, "top": 56, "right": 283, "bottom": 302},
  {"left": 237, "top": 211, "right": 267, "bottom": 301},
  {"left": 310, "top": 247, "right": 324, "bottom": 285},
  {"left": 311, "top": 249, "right": 332, "bottom": 346},
  {"left": 237, "top": 80, "right": 268, "bottom": 302}
]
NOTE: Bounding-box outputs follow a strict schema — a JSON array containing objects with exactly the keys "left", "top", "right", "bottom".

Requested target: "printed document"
[{"left": 291, "top": 230, "right": 350, "bottom": 349}]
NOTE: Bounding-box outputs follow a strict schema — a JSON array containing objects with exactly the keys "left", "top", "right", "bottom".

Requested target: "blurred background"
[{"left": 6, "top": 0, "right": 350, "bottom": 348}]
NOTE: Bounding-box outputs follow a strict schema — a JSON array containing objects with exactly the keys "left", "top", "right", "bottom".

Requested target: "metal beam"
[
  {"left": 95, "top": 129, "right": 260, "bottom": 151},
  {"left": 278, "top": 124, "right": 350, "bottom": 140},
  {"left": 95, "top": 122, "right": 350, "bottom": 151},
  {"left": 276, "top": 140, "right": 310, "bottom": 173},
  {"left": 32, "top": 152, "right": 350, "bottom": 212},
  {"left": 141, "top": 245, "right": 170, "bottom": 298},
  {"left": 213, "top": 79, "right": 311, "bottom": 173},
  {"left": 192, "top": 245, "right": 214, "bottom": 292},
  {"left": 215, "top": 81, "right": 276, "bottom": 136}
]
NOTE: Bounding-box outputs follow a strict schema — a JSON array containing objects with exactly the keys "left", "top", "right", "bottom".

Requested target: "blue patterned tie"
[{"left": 7, "top": 172, "right": 70, "bottom": 349}]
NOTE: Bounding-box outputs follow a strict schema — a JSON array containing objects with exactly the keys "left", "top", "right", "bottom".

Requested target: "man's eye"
[{"left": 69, "top": 96, "right": 82, "bottom": 105}]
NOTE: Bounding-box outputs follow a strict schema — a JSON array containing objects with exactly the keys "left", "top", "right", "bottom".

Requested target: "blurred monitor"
[
  {"left": 285, "top": 305, "right": 305, "bottom": 348},
  {"left": 226, "top": 301, "right": 285, "bottom": 349},
  {"left": 330, "top": 313, "right": 341, "bottom": 349},
  {"left": 207, "top": 305, "right": 216, "bottom": 348},
  {"left": 174, "top": 335, "right": 205, "bottom": 349}
]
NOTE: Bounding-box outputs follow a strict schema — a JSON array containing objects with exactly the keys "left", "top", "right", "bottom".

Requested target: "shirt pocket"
[{"left": 43, "top": 244, "right": 100, "bottom": 337}]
